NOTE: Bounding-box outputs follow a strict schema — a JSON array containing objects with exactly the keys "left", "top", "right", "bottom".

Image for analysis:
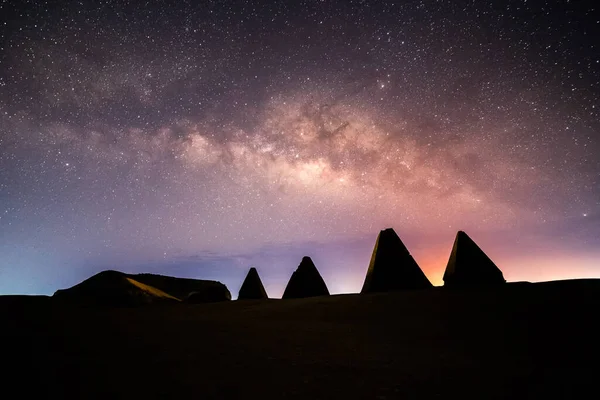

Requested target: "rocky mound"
[
  {"left": 53, "top": 270, "right": 231, "bottom": 306},
  {"left": 282, "top": 256, "right": 329, "bottom": 299},
  {"left": 53, "top": 270, "right": 180, "bottom": 306},
  {"left": 133, "top": 273, "right": 231, "bottom": 302}
]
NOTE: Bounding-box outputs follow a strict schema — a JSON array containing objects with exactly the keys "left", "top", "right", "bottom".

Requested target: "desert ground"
[{"left": 2, "top": 279, "right": 599, "bottom": 399}]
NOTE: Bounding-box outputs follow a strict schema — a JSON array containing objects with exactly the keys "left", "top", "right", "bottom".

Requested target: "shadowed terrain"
[{"left": 2, "top": 279, "right": 599, "bottom": 399}]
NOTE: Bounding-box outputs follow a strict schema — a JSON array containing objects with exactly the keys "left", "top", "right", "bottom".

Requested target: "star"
[{"left": 0, "top": 0, "right": 598, "bottom": 296}]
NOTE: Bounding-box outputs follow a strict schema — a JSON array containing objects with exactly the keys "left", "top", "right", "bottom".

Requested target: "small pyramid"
[
  {"left": 282, "top": 256, "right": 330, "bottom": 299},
  {"left": 238, "top": 267, "right": 268, "bottom": 300},
  {"left": 361, "top": 228, "right": 432, "bottom": 293},
  {"left": 443, "top": 231, "right": 506, "bottom": 287}
]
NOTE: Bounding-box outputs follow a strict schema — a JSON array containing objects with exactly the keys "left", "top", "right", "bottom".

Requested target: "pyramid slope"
[
  {"left": 361, "top": 228, "right": 432, "bottom": 293},
  {"left": 238, "top": 267, "right": 268, "bottom": 300},
  {"left": 443, "top": 231, "right": 506, "bottom": 287},
  {"left": 282, "top": 257, "right": 330, "bottom": 299}
]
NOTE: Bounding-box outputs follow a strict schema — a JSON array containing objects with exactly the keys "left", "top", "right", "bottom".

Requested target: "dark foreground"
[{"left": 3, "top": 280, "right": 599, "bottom": 399}]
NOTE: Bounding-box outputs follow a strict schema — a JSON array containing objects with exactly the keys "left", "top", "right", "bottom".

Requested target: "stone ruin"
[
  {"left": 238, "top": 267, "right": 269, "bottom": 300},
  {"left": 282, "top": 256, "right": 330, "bottom": 299},
  {"left": 443, "top": 231, "right": 506, "bottom": 287},
  {"left": 361, "top": 228, "right": 432, "bottom": 293}
]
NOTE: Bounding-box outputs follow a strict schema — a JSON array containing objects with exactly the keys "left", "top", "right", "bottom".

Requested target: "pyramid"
[
  {"left": 238, "top": 267, "right": 268, "bottom": 300},
  {"left": 282, "top": 256, "right": 330, "bottom": 299},
  {"left": 443, "top": 231, "right": 506, "bottom": 287},
  {"left": 361, "top": 228, "right": 432, "bottom": 293}
]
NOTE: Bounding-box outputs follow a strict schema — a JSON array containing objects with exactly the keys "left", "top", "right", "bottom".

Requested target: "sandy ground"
[{"left": 2, "top": 280, "right": 599, "bottom": 399}]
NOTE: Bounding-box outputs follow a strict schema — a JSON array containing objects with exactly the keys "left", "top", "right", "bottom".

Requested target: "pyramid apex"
[
  {"left": 300, "top": 256, "right": 316, "bottom": 267},
  {"left": 379, "top": 228, "right": 401, "bottom": 240}
]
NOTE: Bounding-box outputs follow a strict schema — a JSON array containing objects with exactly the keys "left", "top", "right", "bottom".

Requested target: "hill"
[
  {"left": 52, "top": 270, "right": 230, "bottom": 306},
  {"left": 131, "top": 272, "right": 231, "bottom": 301},
  {"left": 53, "top": 270, "right": 180, "bottom": 306}
]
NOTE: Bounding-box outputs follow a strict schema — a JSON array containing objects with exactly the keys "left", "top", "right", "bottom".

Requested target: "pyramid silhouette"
[
  {"left": 238, "top": 267, "right": 268, "bottom": 300},
  {"left": 443, "top": 231, "right": 506, "bottom": 287},
  {"left": 282, "top": 256, "right": 330, "bottom": 299},
  {"left": 361, "top": 228, "right": 432, "bottom": 293}
]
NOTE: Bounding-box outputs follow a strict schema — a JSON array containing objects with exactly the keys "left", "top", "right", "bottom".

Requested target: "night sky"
[{"left": 1, "top": 0, "right": 599, "bottom": 297}]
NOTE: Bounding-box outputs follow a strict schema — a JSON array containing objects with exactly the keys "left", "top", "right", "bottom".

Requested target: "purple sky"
[{"left": 1, "top": 0, "right": 599, "bottom": 297}]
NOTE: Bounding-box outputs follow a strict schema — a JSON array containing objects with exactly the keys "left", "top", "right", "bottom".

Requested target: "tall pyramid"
[
  {"left": 238, "top": 267, "right": 268, "bottom": 300},
  {"left": 443, "top": 231, "right": 506, "bottom": 287},
  {"left": 282, "top": 256, "right": 330, "bottom": 299},
  {"left": 361, "top": 228, "right": 432, "bottom": 293}
]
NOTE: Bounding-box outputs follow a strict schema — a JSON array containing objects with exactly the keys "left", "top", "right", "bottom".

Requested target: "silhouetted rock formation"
[
  {"left": 53, "top": 270, "right": 231, "bottom": 306},
  {"left": 443, "top": 231, "right": 506, "bottom": 287},
  {"left": 361, "top": 228, "right": 433, "bottom": 293},
  {"left": 53, "top": 270, "right": 180, "bottom": 306},
  {"left": 282, "top": 256, "right": 329, "bottom": 299},
  {"left": 133, "top": 273, "right": 231, "bottom": 302},
  {"left": 238, "top": 267, "right": 268, "bottom": 300},
  {"left": 185, "top": 286, "right": 232, "bottom": 303}
]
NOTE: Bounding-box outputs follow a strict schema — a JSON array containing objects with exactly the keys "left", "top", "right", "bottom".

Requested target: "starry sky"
[{"left": 1, "top": 0, "right": 599, "bottom": 297}]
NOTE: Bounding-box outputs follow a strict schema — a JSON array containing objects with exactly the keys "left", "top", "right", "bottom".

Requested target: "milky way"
[{"left": 1, "top": 0, "right": 599, "bottom": 296}]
